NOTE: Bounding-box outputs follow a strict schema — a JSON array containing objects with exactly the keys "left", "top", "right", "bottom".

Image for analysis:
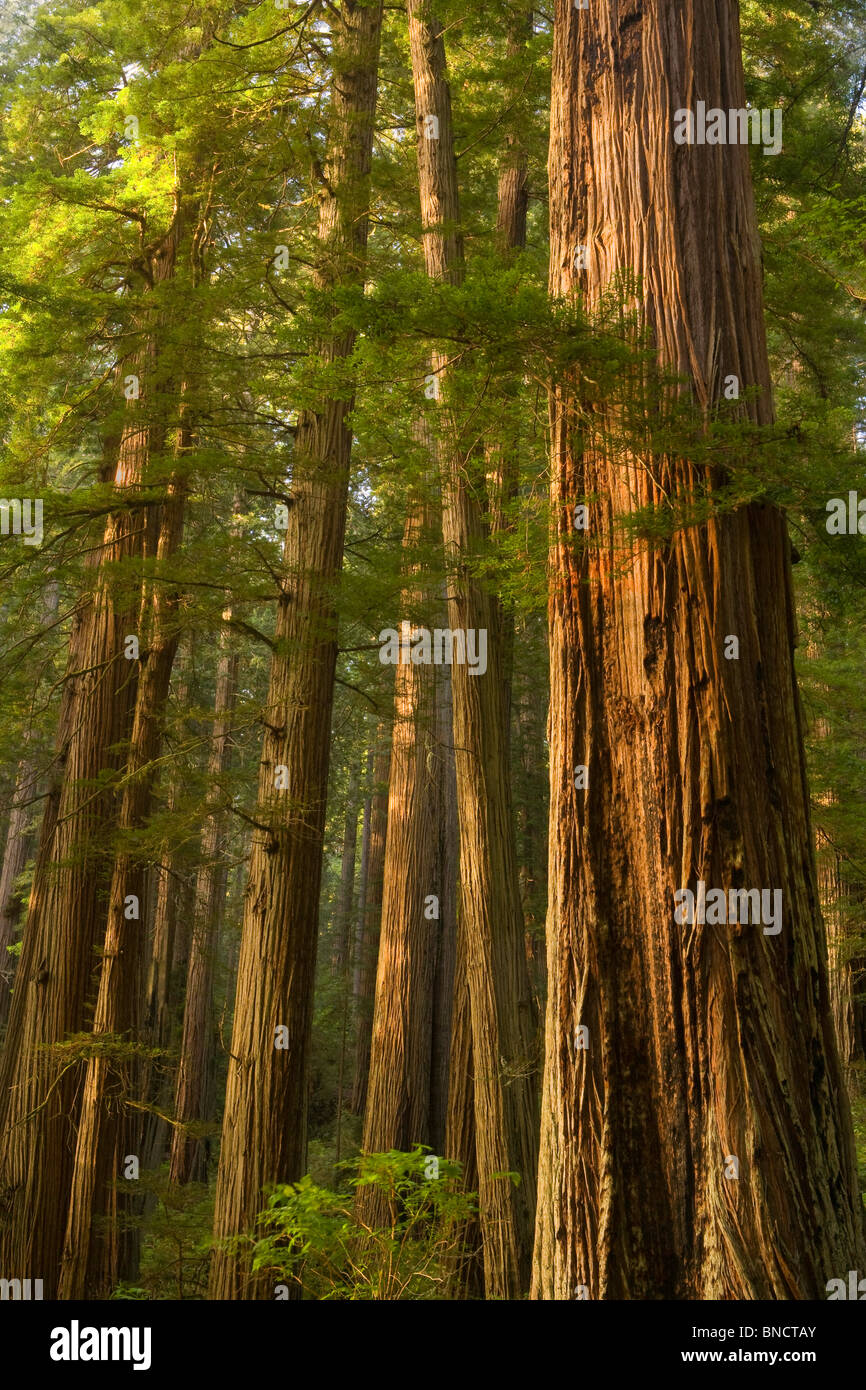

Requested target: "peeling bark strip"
[
  {"left": 209, "top": 0, "right": 384, "bottom": 1300},
  {"left": 534, "top": 0, "right": 865, "bottom": 1299}
]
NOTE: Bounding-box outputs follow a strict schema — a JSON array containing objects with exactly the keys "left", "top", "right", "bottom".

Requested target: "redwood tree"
[
  {"left": 406, "top": 0, "right": 539, "bottom": 1298},
  {"left": 0, "top": 218, "right": 181, "bottom": 1296},
  {"left": 533, "top": 0, "right": 865, "bottom": 1299},
  {"left": 209, "top": 0, "right": 385, "bottom": 1298}
]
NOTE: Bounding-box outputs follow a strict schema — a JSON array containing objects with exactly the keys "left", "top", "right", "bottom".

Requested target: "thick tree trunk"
[
  {"left": 209, "top": 0, "right": 384, "bottom": 1299},
  {"left": 406, "top": 0, "right": 538, "bottom": 1298},
  {"left": 169, "top": 615, "right": 239, "bottom": 1185},
  {"left": 350, "top": 729, "right": 390, "bottom": 1115},
  {"left": 0, "top": 224, "right": 180, "bottom": 1297},
  {"left": 533, "top": 0, "right": 865, "bottom": 1299}
]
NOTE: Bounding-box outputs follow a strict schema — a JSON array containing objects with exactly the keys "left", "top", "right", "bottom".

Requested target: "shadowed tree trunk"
[
  {"left": 818, "top": 826, "right": 858, "bottom": 1073},
  {"left": 441, "top": 24, "right": 535, "bottom": 1288},
  {"left": 0, "top": 753, "right": 38, "bottom": 1030},
  {"left": 406, "top": 0, "right": 538, "bottom": 1298},
  {"left": 430, "top": 656, "right": 458, "bottom": 1152},
  {"left": 170, "top": 610, "right": 239, "bottom": 1185},
  {"left": 0, "top": 218, "right": 182, "bottom": 1297},
  {"left": 350, "top": 728, "right": 390, "bottom": 1115},
  {"left": 209, "top": 0, "right": 385, "bottom": 1298},
  {"left": 0, "top": 582, "right": 58, "bottom": 1030},
  {"left": 59, "top": 439, "right": 188, "bottom": 1298},
  {"left": 331, "top": 759, "right": 361, "bottom": 975},
  {"left": 533, "top": 0, "right": 865, "bottom": 1300},
  {"left": 141, "top": 655, "right": 196, "bottom": 1174}
]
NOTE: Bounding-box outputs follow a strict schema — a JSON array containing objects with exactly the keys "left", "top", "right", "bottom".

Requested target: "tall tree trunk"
[
  {"left": 358, "top": 503, "right": 443, "bottom": 1186},
  {"left": 0, "top": 582, "right": 57, "bottom": 1030},
  {"left": 512, "top": 621, "right": 548, "bottom": 1012},
  {"left": 817, "top": 826, "right": 857, "bottom": 1072},
  {"left": 169, "top": 612, "right": 239, "bottom": 1185},
  {"left": 443, "top": 904, "right": 485, "bottom": 1297},
  {"left": 59, "top": 448, "right": 187, "bottom": 1299},
  {"left": 534, "top": 0, "right": 865, "bottom": 1299},
  {"left": 334, "top": 755, "right": 364, "bottom": 1167},
  {"left": 430, "top": 656, "right": 458, "bottom": 1152},
  {"left": 406, "top": 0, "right": 538, "bottom": 1298},
  {"left": 0, "top": 222, "right": 181, "bottom": 1297},
  {"left": 350, "top": 728, "right": 390, "bottom": 1115},
  {"left": 209, "top": 0, "right": 384, "bottom": 1298},
  {"left": 0, "top": 753, "right": 37, "bottom": 1030},
  {"left": 441, "top": 22, "right": 533, "bottom": 1289},
  {"left": 331, "top": 759, "right": 361, "bottom": 975},
  {"left": 141, "top": 655, "right": 196, "bottom": 1174}
]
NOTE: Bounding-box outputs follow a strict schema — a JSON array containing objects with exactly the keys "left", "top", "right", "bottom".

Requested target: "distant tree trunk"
[
  {"left": 444, "top": 907, "right": 484, "bottom": 1296},
  {"left": 406, "top": 0, "right": 538, "bottom": 1298},
  {"left": 441, "top": 20, "right": 533, "bottom": 1290},
  {"left": 331, "top": 759, "right": 361, "bottom": 975},
  {"left": 141, "top": 657, "right": 196, "bottom": 1174},
  {"left": 353, "top": 747, "right": 375, "bottom": 981},
  {"left": 59, "top": 450, "right": 187, "bottom": 1299},
  {"left": 333, "top": 758, "right": 361, "bottom": 1165},
  {"left": 511, "top": 621, "right": 548, "bottom": 1012},
  {"left": 817, "top": 826, "right": 857, "bottom": 1071},
  {"left": 0, "top": 587, "right": 57, "bottom": 1031},
  {"left": 0, "top": 753, "right": 37, "bottom": 1029},
  {"left": 430, "top": 658, "right": 458, "bottom": 1152},
  {"left": 0, "top": 219, "right": 182, "bottom": 1297},
  {"left": 209, "top": 0, "right": 384, "bottom": 1299},
  {"left": 145, "top": 652, "right": 195, "bottom": 1053},
  {"left": 170, "top": 612, "right": 239, "bottom": 1185},
  {"left": 534, "top": 0, "right": 865, "bottom": 1299},
  {"left": 350, "top": 728, "right": 390, "bottom": 1115},
  {"left": 358, "top": 502, "right": 443, "bottom": 1193}
]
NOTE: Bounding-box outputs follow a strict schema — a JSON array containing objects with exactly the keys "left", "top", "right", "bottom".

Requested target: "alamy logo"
[
  {"left": 378, "top": 621, "right": 488, "bottom": 676},
  {"left": 826, "top": 493, "right": 866, "bottom": 535},
  {"left": 826, "top": 1271, "right": 866, "bottom": 1299},
  {"left": 673, "top": 882, "right": 782, "bottom": 935},
  {"left": 673, "top": 102, "right": 782, "bottom": 156},
  {"left": 0, "top": 498, "right": 43, "bottom": 546},
  {"left": 0, "top": 1277, "right": 43, "bottom": 1299},
  {"left": 49, "top": 1321, "right": 152, "bottom": 1372}
]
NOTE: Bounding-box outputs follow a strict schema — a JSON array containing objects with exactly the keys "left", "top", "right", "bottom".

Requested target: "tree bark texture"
[{"left": 533, "top": 0, "right": 865, "bottom": 1300}]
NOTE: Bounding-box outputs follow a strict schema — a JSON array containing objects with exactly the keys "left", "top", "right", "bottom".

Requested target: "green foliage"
[
  {"left": 251, "top": 1148, "right": 477, "bottom": 1300},
  {"left": 110, "top": 1171, "right": 213, "bottom": 1301}
]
